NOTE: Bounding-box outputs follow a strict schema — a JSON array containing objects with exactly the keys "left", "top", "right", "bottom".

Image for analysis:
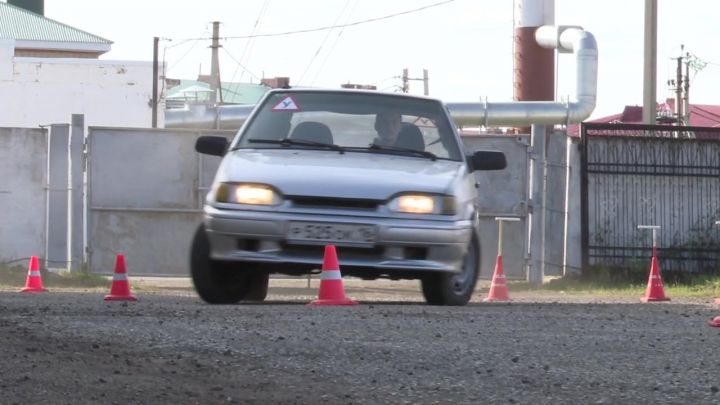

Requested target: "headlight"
[
  {"left": 389, "top": 194, "right": 455, "bottom": 215},
  {"left": 214, "top": 183, "right": 280, "bottom": 205}
]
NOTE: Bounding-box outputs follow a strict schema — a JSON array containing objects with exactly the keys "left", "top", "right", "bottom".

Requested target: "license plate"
[{"left": 287, "top": 222, "right": 376, "bottom": 245}]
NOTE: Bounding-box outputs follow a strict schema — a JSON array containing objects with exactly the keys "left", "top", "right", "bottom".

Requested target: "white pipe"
[
  {"left": 447, "top": 25, "right": 597, "bottom": 127},
  {"left": 165, "top": 25, "right": 597, "bottom": 130}
]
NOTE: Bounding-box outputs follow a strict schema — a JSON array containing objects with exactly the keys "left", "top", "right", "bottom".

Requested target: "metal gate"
[
  {"left": 580, "top": 123, "right": 720, "bottom": 273},
  {"left": 87, "top": 127, "right": 234, "bottom": 275}
]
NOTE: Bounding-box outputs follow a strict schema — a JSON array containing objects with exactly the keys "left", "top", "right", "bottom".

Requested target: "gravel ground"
[{"left": 1, "top": 279, "right": 719, "bottom": 405}]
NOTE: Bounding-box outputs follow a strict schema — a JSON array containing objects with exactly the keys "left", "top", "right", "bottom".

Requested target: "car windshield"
[{"left": 233, "top": 91, "right": 462, "bottom": 161}]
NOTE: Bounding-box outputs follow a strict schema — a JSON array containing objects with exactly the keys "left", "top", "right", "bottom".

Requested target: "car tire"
[
  {"left": 190, "top": 224, "right": 251, "bottom": 304},
  {"left": 421, "top": 236, "right": 480, "bottom": 306},
  {"left": 244, "top": 272, "right": 270, "bottom": 301}
]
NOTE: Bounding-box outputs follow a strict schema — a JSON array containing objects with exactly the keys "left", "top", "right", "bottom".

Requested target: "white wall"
[{"left": 0, "top": 46, "right": 163, "bottom": 128}]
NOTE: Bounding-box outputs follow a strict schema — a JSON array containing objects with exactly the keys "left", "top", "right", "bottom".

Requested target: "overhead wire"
[
  {"left": 297, "top": 0, "right": 352, "bottom": 86},
  {"left": 174, "top": 0, "right": 456, "bottom": 41},
  {"left": 226, "top": 0, "right": 270, "bottom": 98}
]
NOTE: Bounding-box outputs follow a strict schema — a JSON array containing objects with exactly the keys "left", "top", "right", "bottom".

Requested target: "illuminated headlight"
[
  {"left": 214, "top": 183, "right": 280, "bottom": 205},
  {"left": 389, "top": 194, "right": 455, "bottom": 215}
]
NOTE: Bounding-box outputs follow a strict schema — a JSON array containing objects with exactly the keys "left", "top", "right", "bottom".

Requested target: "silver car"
[{"left": 191, "top": 89, "right": 506, "bottom": 305}]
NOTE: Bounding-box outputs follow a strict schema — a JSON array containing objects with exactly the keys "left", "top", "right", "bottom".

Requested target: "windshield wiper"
[
  {"left": 248, "top": 138, "right": 344, "bottom": 153},
  {"left": 366, "top": 144, "right": 437, "bottom": 161}
]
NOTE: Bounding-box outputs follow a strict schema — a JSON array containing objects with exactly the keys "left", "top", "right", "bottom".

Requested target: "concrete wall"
[
  {"left": 0, "top": 127, "right": 47, "bottom": 264},
  {"left": 0, "top": 43, "right": 161, "bottom": 129},
  {"left": 87, "top": 127, "right": 234, "bottom": 275}
]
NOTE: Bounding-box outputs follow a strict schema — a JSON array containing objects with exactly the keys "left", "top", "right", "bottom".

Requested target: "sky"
[{"left": 41, "top": 0, "right": 720, "bottom": 120}]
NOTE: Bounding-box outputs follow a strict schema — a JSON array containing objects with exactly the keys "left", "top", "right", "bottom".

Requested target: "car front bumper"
[{"left": 204, "top": 206, "right": 474, "bottom": 274}]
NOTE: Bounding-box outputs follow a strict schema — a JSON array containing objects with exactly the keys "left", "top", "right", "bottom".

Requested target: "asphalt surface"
[{"left": 1, "top": 279, "right": 719, "bottom": 405}]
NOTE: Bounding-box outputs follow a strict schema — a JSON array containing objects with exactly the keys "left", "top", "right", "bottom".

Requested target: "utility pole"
[
  {"left": 683, "top": 52, "right": 691, "bottom": 125},
  {"left": 152, "top": 36, "right": 159, "bottom": 128},
  {"left": 422, "top": 69, "right": 429, "bottom": 96},
  {"left": 210, "top": 21, "right": 223, "bottom": 104},
  {"left": 642, "top": 0, "right": 657, "bottom": 124},
  {"left": 675, "top": 51, "right": 683, "bottom": 125},
  {"left": 400, "top": 68, "right": 430, "bottom": 95}
]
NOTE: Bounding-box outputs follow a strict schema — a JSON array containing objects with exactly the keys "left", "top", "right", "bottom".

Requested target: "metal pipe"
[
  {"left": 447, "top": 25, "right": 597, "bottom": 127},
  {"left": 165, "top": 25, "right": 597, "bottom": 130}
]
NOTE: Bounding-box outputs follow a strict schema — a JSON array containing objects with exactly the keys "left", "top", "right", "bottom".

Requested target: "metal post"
[
  {"left": 638, "top": 225, "right": 661, "bottom": 257},
  {"left": 152, "top": 37, "right": 159, "bottom": 128},
  {"left": 527, "top": 124, "right": 546, "bottom": 287},
  {"left": 402, "top": 68, "right": 409, "bottom": 93},
  {"left": 495, "top": 217, "right": 521, "bottom": 258}
]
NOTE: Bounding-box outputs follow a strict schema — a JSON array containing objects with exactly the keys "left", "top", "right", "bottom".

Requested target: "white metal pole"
[{"left": 638, "top": 225, "right": 661, "bottom": 257}]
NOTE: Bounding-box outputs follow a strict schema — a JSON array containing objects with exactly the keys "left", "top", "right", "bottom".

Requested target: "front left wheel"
[{"left": 420, "top": 236, "right": 480, "bottom": 306}]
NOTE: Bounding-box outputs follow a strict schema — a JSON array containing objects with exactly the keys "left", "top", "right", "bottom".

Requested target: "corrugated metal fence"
[{"left": 581, "top": 123, "right": 720, "bottom": 273}]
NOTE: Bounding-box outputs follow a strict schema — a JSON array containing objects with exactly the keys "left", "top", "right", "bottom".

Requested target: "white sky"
[{"left": 43, "top": 0, "right": 720, "bottom": 120}]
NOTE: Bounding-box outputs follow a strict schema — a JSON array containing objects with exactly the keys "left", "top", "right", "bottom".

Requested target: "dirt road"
[{"left": 1, "top": 279, "right": 719, "bottom": 404}]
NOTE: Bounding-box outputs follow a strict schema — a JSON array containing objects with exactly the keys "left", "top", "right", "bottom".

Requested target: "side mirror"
[
  {"left": 195, "top": 136, "right": 229, "bottom": 157},
  {"left": 467, "top": 150, "right": 506, "bottom": 172}
]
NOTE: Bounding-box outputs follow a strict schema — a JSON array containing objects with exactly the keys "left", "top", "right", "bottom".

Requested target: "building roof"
[
  {"left": 0, "top": 1, "right": 112, "bottom": 53},
  {"left": 166, "top": 80, "right": 270, "bottom": 106},
  {"left": 568, "top": 99, "right": 720, "bottom": 136}
]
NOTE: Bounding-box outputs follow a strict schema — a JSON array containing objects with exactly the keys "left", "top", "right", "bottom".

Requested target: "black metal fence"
[{"left": 580, "top": 123, "right": 720, "bottom": 273}]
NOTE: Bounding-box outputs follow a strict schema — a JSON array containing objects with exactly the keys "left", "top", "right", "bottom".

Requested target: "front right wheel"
[
  {"left": 190, "top": 224, "right": 251, "bottom": 304},
  {"left": 421, "top": 236, "right": 480, "bottom": 306}
]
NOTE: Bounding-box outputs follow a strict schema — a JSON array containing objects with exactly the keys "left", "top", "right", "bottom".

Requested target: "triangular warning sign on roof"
[{"left": 272, "top": 95, "right": 300, "bottom": 111}]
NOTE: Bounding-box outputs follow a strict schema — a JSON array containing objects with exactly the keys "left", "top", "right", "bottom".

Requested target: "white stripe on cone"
[
  {"left": 112, "top": 273, "right": 129, "bottom": 281},
  {"left": 320, "top": 270, "right": 342, "bottom": 280}
]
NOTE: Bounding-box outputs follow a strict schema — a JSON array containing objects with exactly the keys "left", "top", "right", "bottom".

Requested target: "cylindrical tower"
[{"left": 513, "top": 0, "right": 555, "bottom": 104}]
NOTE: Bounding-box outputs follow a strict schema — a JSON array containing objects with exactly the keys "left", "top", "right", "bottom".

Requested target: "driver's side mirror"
[
  {"left": 466, "top": 150, "right": 506, "bottom": 172},
  {"left": 195, "top": 136, "right": 229, "bottom": 157}
]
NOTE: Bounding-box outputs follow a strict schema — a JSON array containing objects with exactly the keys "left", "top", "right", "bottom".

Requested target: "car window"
[{"left": 234, "top": 92, "right": 462, "bottom": 160}]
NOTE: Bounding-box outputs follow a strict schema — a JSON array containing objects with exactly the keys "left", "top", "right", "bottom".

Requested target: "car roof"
[{"left": 265, "top": 87, "right": 444, "bottom": 104}]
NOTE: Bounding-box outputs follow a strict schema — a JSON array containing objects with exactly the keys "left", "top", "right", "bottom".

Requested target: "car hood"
[{"left": 218, "top": 149, "right": 465, "bottom": 199}]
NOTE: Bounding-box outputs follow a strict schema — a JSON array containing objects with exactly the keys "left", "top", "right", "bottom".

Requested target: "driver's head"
[{"left": 374, "top": 111, "right": 402, "bottom": 145}]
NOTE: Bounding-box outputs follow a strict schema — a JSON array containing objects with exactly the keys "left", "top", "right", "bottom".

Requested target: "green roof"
[
  {"left": 0, "top": 1, "right": 111, "bottom": 45},
  {"left": 167, "top": 80, "right": 270, "bottom": 105}
]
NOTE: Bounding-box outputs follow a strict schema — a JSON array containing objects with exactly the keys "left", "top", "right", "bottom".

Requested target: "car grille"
[{"left": 288, "top": 196, "right": 380, "bottom": 210}]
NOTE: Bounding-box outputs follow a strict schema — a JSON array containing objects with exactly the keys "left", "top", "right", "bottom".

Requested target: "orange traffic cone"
[
  {"left": 308, "top": 245, "right": 357, "bottom": 306},
  {"left": 20, "top": 256, "right": 48, "bottom": 293},
  {"left": 640, "top": 255, "right": 670, "bottom": 302},
  {"left": 484, "top": 255, "right": 510, "bottom": 302},
  {"left": 104, "top": 254, "right": 137, "bottom": 301},
  {"left": 710, "top": 316, "right": 720, "bottom": 327}
]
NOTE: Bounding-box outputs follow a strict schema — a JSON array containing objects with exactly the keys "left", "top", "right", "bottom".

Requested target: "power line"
[
  {"left": 221, "top": 47, "right": 262, "bottom": 82},
  {"left": 175, "top": 0, "right": 456, "bottom": 41},
  {"left": 310, "top": 0, "right": 359, "bottom": 86}
]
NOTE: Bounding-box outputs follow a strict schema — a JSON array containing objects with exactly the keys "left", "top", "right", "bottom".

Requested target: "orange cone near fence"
[
  {"left": 484, "top": 255, "right": 510, "bottom": 302},
  {"left": 104, "top": 254, "right": 137, "bottom": 301},
  {"left": 308, "top": 245, "right": 357, "bottom": 306},
  {"left": 640, "top": 255, "right": 670, "bottom": 302},
  {"left": 710, "top": 316, "right": 720, "bottom": 327},
  {"left": 20, "top": 256, "right": 48, "bottom": 293}
]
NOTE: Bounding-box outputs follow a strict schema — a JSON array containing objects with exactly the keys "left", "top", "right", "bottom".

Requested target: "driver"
[{"left": 372, "top": 110, "right": 402, "bottom": 147}]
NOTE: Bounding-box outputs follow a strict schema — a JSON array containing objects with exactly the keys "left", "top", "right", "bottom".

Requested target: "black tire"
[
  {"left": 190, "top": 224, "right": 251, "bottom": 304},
  {"left": 421, "top": 236, "right": 480, "bottom": 306},
  {"left": 244, "top": 272, "right": 270, "bottom": 301}
]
